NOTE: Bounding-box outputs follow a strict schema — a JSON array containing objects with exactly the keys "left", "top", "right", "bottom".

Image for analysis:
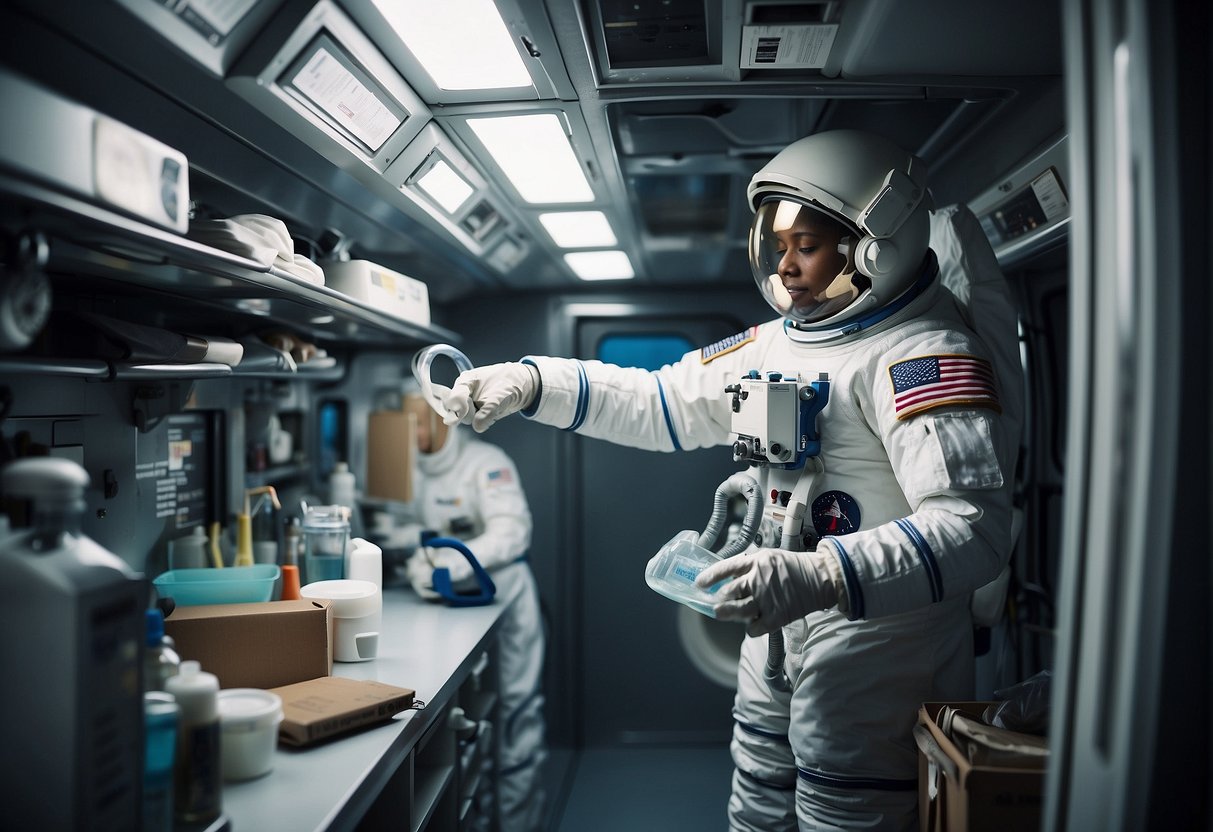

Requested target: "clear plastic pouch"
[{"left": 644, "top": 530, "right": 731, "bottom": 618}]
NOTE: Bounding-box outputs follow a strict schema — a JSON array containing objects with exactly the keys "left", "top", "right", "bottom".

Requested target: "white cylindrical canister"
[{"left": 300, "top": 579, "right": 382, "bottom": 662}]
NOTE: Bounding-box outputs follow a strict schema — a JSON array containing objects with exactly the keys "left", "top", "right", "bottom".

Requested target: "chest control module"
[{"left": 727, "top": 371, "right": 830, "bottom": 469}]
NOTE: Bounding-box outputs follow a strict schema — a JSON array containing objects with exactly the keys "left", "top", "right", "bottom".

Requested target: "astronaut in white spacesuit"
[
  {"left": 437, "top": 130, "right": 1023, "bottom": 831},
  {"left": 399, "top": 387, "right": 547, "bottom": 831}
]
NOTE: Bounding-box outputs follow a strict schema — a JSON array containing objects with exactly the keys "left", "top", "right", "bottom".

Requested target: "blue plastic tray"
[{"left": 153, "top": 565, "right": 280, "bottom": 606}]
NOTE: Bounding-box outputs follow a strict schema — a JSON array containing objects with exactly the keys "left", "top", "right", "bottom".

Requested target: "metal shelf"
[
  {"left": 0, "top": 171, "right": 459, "bottom": 351},
  {"left": 0, "top": 357, "right": 110, "bottom": 377},
  {"left": 109, "top": 362, "right": 234, "bottom": 380}
]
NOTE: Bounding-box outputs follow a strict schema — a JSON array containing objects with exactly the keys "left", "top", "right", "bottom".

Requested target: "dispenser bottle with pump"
[
  {"left": 0, "top": 457, "right": 146, "bottom": 831},
  {"left": 235, "top": 485, "right": 280, "bottom": 567},
  {"left": 165, "top": 660, "right": 222, "bottom": 824}
]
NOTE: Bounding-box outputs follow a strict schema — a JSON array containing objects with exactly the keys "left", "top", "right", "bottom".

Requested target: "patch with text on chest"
[{"left": 700, "top": 326, "right": 759, "bottom": 364}]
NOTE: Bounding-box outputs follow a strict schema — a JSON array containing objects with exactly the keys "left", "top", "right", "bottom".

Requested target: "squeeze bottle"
[{"left": 165, "top": 661, "right": 222, "bottom": 824}]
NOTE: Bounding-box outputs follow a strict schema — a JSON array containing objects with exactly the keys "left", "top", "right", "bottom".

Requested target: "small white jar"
[{"left": 216, "top": 689, "right": 283, "bottom": 782}]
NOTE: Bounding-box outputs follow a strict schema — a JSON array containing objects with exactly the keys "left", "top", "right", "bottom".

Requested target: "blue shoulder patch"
[{"left": 700, "top": 326, "right": 759, "bottom": 364}]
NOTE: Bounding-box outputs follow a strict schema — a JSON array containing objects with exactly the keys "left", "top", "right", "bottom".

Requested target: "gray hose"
[
  {"left": 697, "top": 471, "right": 762, "bottom": 556},
  {"left": 764, "top": 632, "right": 790, "bottom": 692},
  {"left": 696, "top": 470, "right": 790, "bottom": 693}
]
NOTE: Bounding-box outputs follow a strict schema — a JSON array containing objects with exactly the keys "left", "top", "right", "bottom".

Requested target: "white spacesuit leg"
[
  {"left": 728, "top": 633, "right": 798, "bottom": 831},
  {"left": 783, "top": 601, "right": 975, "bottom": 831},
  {"left": 494, "top": 563, "right": 548, "bottom": 832}
]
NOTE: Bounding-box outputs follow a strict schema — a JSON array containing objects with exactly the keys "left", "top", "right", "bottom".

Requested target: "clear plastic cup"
[
  {"left": 302, "top": 505, "right": 349, "bottom": 584},
  {"left": 644, "top": 530, "right": 732, "bottom": 618}
]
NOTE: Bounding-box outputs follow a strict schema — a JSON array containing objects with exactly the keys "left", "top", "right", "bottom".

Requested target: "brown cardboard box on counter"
[
  {"left": 269, "top": 676, "right": 416, "bottom": 746},
  {"left": 164, "top": 600, "right": 332, "bottom": 689}
]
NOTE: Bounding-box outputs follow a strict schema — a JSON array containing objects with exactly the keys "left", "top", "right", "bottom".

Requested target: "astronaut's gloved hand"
[
  {"left": 380, "top": 522, "right": 425, "bottom": 552},
  {"left": 695, "top": 549, "right": 841, "bottom": 636},
  {"left": 405, "top": 546, "right": 475, "bottom": 600},
  {"left": 440, "top": 362, "right": 539, "bottom": 433}
]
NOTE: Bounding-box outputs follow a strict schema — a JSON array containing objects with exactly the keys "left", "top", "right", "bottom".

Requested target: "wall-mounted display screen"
[
  {"left": 282, "top": 32, "right": 407, "bottom": 154},
  {"left": 980, "top": 167, "right": 1070, "bottom": 248},
  {"left": 135, "top": 410, "right": 223, "bottom": 534}
]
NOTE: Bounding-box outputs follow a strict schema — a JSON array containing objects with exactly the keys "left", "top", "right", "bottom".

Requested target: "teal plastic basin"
[{"left": 153, "top": 565, "right": 280, "bottom": 606}]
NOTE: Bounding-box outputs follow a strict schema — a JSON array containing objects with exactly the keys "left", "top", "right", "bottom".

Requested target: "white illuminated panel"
[
  {"left": 414, "top": 159, "right": 475, "bottom": 214},
  {"left": 564, "top": 251, "right": 635, "bottom": 280},
  {"left": 468, "top": 114, "right": 594, "bottom": 204},
  {"left": 539, "top": 211, "right": 617, "bottom": 247},
  {"left": 373, "top": 0, "right": 531, "bottom": 90}
]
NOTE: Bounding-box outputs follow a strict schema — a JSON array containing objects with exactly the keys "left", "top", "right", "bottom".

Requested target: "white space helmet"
[{"left": 747, "top": 129, "right": 932, "bottom": 331}]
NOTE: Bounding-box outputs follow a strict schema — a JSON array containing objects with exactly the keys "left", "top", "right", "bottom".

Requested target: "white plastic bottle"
[
  {"left": 329, "top": 461, "right": 356, "bottom": 509},
  {"left": 165, "top": 661, "right": 222, "bottom": 824},
  {"left": 329, "top": 461, "right": 362, "bottom": 537}
]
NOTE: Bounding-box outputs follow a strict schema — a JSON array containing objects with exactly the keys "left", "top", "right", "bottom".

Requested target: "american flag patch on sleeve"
[
  {"left": 888, "top": 354, "right": 1000, "bottom": 420},
  {"left": 486, "top": 468, "right": 513, "bottom": 485}
]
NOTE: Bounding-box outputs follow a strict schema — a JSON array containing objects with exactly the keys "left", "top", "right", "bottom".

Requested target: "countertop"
[{"left": 214, "top": 578, "right": 513, "bottom": 831}]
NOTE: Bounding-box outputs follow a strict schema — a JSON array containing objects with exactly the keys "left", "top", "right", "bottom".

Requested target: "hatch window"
[{"left": 597, "top": 332, "right": 694, "bottom": 370}]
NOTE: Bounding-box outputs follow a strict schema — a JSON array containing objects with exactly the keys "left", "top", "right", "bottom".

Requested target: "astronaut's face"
[
  {"left": 772, "top": 212, "right": 850, "bottom": 311},
  {"left": 403, "top": 395, "right": 448, "bottom": 454}
]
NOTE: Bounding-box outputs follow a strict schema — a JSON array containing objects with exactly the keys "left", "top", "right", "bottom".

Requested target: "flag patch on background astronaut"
[
  {"left": 888, "top": 354, "right": 1000, "bottom": 419},
  {"left": 700, "top": 326, "right": 759, "bottom": 363},
  {"left": 486, "top": 468, "right": 513, "bottom": 485},
  {"left": 812, "top": 490, "right": 860, "bottom": 537}
]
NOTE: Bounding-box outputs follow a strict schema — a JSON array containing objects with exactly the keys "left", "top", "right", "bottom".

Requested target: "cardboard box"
[
  {"left": 323, "top": 260, "right": 431, "bottom": 327},
  {"left": 269, "top": 676, "right": 416, "bottom": 746},
  {"left": 366, "top": 405, "right": 415, "bottom": 503},
  {"left": 164, "top": 600, "right": 332, "bottom": 690},
  {"left": 916, "top": 702, "right": 1045, "bottom": 832}
]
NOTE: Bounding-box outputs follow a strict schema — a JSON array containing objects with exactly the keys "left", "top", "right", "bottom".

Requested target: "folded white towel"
[{"left": 189, "top": 214, "right": 325, "bottom": 285}]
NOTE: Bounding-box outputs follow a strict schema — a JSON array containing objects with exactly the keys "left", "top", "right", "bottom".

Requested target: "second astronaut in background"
[{"left": 398, "top": 382, "right": 547, "bottom": 831}]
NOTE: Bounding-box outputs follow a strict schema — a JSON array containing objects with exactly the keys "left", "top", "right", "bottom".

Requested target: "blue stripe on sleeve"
[
  {"left": 895, "top": 518, "right": 943, "bottom": 602},
  {"left": 565, "top": 360, "right": 589, "bottom": 431},
  {"left": 654, "top": 375, "right": 682, "bottom": 451},
  {"left": 822, "top": 537, "right": 864, "bottom": 619},
  {"left": 520, "top": 358, "right": 541, "bottom": 417}
]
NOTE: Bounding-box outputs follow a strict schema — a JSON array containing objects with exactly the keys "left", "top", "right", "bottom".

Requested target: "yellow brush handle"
[
  {"left": 209, "top": 521, "right": 224, "bottom": 569},
  {"left": 234, "top": 513, "right": 254, "bottom": 567}
]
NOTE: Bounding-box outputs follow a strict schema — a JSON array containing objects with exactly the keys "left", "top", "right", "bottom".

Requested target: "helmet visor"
[{"left": 748, "top": 198, "right": 867, "bottom": 325}]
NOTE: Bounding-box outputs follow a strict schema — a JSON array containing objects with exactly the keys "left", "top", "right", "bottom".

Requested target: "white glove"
[
  {"left": 695, "top": 549, "right": 841, "bottom": 636},
  {"left": 379, "top": 522, "right": 425, "bottom": 551},
  {"left": 439, "top": 362, "right": 539, "bottom": 433},
  {"left": 405, "top": 547, "right": 475, "bottom": 599}
]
